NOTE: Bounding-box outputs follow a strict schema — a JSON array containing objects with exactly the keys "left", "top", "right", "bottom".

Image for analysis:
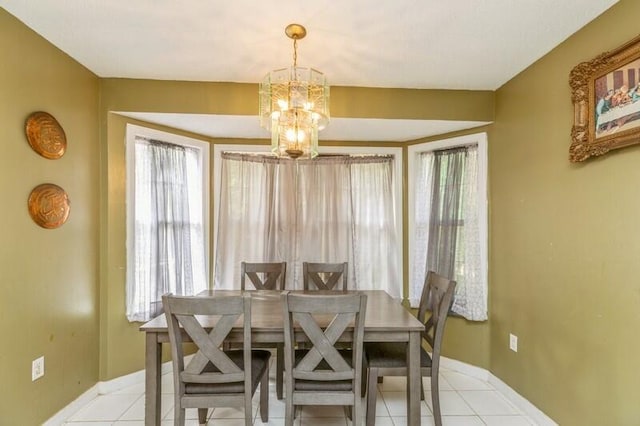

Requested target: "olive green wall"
[
  {"left": 100, "top": 78, "right": 495, "bottom": 121},
  {"left": 490, "top": 1, "right": 640, "bottom": 424},
  {"left": 0, "top": 9, "right": 100, "bottom": 425},
  {"left": 99, "top": 81, "right": 494, "bottom": 380}
]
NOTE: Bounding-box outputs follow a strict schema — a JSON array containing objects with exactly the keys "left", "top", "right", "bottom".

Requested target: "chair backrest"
[
  {"left": 162, "top": 293, "right": 251, "bottom": 389},
  {"left": 241, "top": 261, "right": 287, "bottom": 290},
  {"left": 417, "top": 271, "right": 456, "bottom": 355},
  {"left": 302, "top": 262, "right": 348, "bottom": 291},
  {"left": 282, "top": 292, "right": 367, "bottom": 383}
]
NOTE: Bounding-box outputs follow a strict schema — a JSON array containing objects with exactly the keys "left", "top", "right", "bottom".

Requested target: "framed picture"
[{"left": 569, "top": 35, "right": 640, "bottom": 162}]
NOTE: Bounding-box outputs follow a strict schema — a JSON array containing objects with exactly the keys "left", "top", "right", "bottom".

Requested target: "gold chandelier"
[{"left": 259, "top": 23, "right": 330, "bottom": 159}]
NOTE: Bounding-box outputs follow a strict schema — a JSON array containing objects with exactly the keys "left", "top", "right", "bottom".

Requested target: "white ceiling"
[{"left": 1, "top": 0, "right": 618, "bottom": 141}]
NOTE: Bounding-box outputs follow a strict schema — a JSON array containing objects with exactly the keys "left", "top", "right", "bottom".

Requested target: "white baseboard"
[
  {"left": 440, "top": 356, "right": 557, "bottom": 426},
  {"left": 42, "top": 384, "right": 99, "bottom": 426},
  {"left": 48, "top": 355, "right": 556, "bottom": 426},
  {"left": 44, "top": 358, "right": 175, "bottom": 425},
  {"left": 440, "top": 356, "right": 490, "bottom": 381},
  {"left": 488, "top": 373, "right": 558, "bottom": 426},
  {"left": 98, "top": 358, "right": 174, "bottom": 394}
]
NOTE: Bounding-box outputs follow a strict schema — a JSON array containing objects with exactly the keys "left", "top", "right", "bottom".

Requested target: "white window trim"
[
  {"left": 407, "top": 132, "right": 488, "bottom": 303},
  {"left": 125, "top": 124, "right": 211, "bottom": 282},
  {"left": 212, "top": 144, "right": 403, "bottom": 289}
]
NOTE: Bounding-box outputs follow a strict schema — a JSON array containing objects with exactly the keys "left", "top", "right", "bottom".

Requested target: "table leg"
[
  {"left": 145, "top": 332, "right": 162, "bottom": 426},
  {"left": 407, "top": 331, "right": 421, "bottom": 425}
]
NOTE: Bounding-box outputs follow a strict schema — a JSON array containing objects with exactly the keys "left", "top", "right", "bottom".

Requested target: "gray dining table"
[{"left": 139, "top": 289, "right": 425, "bottom": 425}]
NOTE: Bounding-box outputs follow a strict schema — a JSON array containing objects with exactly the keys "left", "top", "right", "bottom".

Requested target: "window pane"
[{"left": 126, "top": 134, "right": 208, "bottom": 322}]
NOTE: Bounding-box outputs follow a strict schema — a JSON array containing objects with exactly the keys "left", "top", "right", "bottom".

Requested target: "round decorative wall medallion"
[
  {"left": 25, "top": 111, "right": 67, "bottom": 159},
  {"left": 28, "top": 183, "right": 70, "bottom": 229}
]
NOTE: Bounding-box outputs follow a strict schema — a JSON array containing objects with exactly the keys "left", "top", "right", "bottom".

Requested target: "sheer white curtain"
[
  {"left": 349, "top": 157, "right": 399, "bottom": 297},
  {"left": 126, "top": 137, "right": 207, "bottom": 322},
  {"left": 410, "top": 145, "right": 486, "bottom": 320},
  {"left": 214, "top": 153, "right": 399, "bottom": 297},
  {"left": 294, "top": 157, "right": 353, "bottom": 287},
  {"left": 410, "top": 152, "right": 434, "bottom": 307},
  {"left": 452, "top": 147, "right": 485, "bottom": 319},
  {"left": 214, "top": 154, "right": 294, "bottom": 289}
]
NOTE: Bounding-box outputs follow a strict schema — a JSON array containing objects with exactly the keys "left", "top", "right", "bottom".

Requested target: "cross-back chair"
[
  {"left": 240, "top": 261, "right": 287, "bottom": 291},
  {"left": 363, "top": 271, "right": 456, "bottom": 426},
  {"left": 302, "top": 261, "right": 348, "bottom": 291},
  {"left": 238, "top": 261, "right": 287, "bottom": 400},
  {"left": 162, "top": 293, "right": 271, "bottom": 426},
  {"left": 282, "top": 292, "right": 367, "bottom": 426}
]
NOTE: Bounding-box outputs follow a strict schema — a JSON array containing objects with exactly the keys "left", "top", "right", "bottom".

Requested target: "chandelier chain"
[{"left": 293, "top": 38, "right": 298, "bottom": 68}]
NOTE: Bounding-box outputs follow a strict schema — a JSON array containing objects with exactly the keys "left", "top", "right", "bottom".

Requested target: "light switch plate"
[
  {"left": 32, "top": 356, "right": 44, "bottom": 381},
  {"left": 509, "top": 334, "right": 518, "bottom": 352}
]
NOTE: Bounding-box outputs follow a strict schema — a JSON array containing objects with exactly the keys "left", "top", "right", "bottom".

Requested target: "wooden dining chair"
[
  {"left": 240, "top": 261, "right": 287, "bottom": 290},
  {"left": 282, "top": 291, "right": 367, "bottom": 426},
  {"left": 162, "top": 293, "right": 271, "bottom": 426},
  {"left": 238, "top": 261, "right": 287, "bottom": 400},
  {"left": 363, "top": 271, "right": 456, "bottom": 426},
  {"left": 302, "top": 261, "right": 348, "bottom": 291}
]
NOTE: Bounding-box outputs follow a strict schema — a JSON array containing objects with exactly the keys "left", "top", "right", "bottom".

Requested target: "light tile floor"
[{"left": 63, "top": 360, "right": 537, "bottom": 425}]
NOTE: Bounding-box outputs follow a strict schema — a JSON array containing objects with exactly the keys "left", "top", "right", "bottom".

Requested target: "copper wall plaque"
[
  {"left": 25, "top": 111, "right": 67, "bottom": 159},
  {"left": 28, "top": 184, "right": 70, "bottom": 229}
]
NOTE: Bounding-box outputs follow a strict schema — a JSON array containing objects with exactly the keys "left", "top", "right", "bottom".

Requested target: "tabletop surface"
[{"left": 140, "top": 290, "right": 424, "bottom": 332}]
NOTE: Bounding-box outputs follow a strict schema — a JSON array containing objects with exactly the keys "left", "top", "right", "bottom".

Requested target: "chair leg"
[
  {"left": 244, "top": 392, "right": 253, "bottom": 426},
  {"left": 197, "top": 408, "right": 207, "bottom": 425},
  {"left": 431, "top": 373, "right": 442, "bottom": 426},
  {"left": 285, "top": 377, "right": 294, "bottom": 426},
  {"left": 420, "top": 377, "right": 426, "bottom": 401},
  {"left": 175, "top": 406, "right": 185, "bottom": 426},
  {"left": 175, "top": 392, "right": 185, "bottom": 426},
  {"left": 361, "top": 360, "right": 368, "bottom": 398},
  {"left": 353, "top": 393, "right": 362, "bottom": 426},
  {"left": 365, "top": 368, "right": 379, "bottom": 426},
  {"left": 361, "top": 375, "right": 368, "bottom": 398},
  {"left": 276, "top": 343, "right": 284, "bottom": 400},
  {"left": 260, "top": 365, "right": 269, "bottom": 422}
]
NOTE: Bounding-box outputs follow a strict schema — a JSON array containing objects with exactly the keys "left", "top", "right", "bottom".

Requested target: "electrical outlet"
[
  {"left": 32, "top": 356, "right": 44, "bottom": 381},
  {"left": 509, "top": 334, "right": 518, "bottom": 352}
]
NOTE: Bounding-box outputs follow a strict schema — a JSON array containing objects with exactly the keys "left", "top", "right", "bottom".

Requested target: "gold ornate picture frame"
[{"left": 570, "top": 35, "right": 640, "bottom": 162}]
